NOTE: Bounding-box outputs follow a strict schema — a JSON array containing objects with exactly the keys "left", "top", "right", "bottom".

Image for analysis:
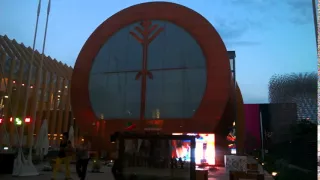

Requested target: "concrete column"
[
  {"left": 35, "top": 70, "right": 48, "bottom": 136},
  {"left": 49, "top": 76, "right": 62, "bottom": 146},
  {"left": 56, "top": 78, "right": 68, "bottom": 145}
]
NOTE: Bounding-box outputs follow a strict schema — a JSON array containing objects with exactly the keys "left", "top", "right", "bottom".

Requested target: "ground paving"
[{"left": 0, "top": 159, "right": 274, "bottom": 180}]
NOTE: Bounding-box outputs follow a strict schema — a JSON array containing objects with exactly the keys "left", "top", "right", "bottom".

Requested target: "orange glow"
[{"left": 10, "top": 117, "right": 13, "bottom": 122}]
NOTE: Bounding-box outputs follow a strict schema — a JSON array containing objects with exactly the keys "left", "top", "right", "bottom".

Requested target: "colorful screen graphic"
[{"left": 172, "top": 133, "right": 215, "bottom": 165}]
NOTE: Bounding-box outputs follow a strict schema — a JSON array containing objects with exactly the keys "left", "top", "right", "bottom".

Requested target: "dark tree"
[{"left": 268, "top": 72, "right": 317, "bottom": 122}]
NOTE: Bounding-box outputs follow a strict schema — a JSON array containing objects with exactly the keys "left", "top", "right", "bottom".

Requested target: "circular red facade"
[{"left": 71, "top": 2, "right": 231, "bottom": 139}]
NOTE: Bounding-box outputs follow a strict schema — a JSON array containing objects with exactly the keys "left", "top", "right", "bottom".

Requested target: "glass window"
[
  {"left": 4, "top": 56, "right": 12, "bottom": 76},
  {"left": 23, "top": 62, "right": 29, "bottom": 81},
  {"left": 89, "top": 20, "right": 206, "bottom": 120},
  {"left": 89, "top": 72, "right": 141, "bottom": 119},
  {"left": 46, "top": 72, "right": 51, "bottom": 84},
  {"left": 145, "top": 69, "right": 206, "bottom": 119},
  {"left": 13, "top": 58, "right": 20, "bottom": 76}
]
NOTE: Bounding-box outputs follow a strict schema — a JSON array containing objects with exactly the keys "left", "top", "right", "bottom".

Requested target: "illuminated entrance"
[{"left": 173, "top": 133, "right": 215, "bottom": 165}]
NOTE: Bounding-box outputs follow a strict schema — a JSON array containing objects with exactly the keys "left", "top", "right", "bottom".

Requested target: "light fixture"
[
  {"left": 57, "top": 95, "right": 60, "bottom": 98},
  {"left": 22, "top": 84, "right": 25, "bottom": 86},
  {"left": 4, "top": 95, "right": 8, "bottom": 99},
  {"left": 58, "top": 90, "right": 61, "bottom": 93},
  {"left": 12, "top": 80, "right": 16, "bottom": 84},
  {"left": 30, "top": 85, "right": 33, "bottom": 88},
  {"left": 231, "top": 148, "right": 236, "bottom": 154},
  {"left": 65, "top": 85, "right": 68, "bottom": 88},
  {"left": 271, "top": 172, "right": 277, "bottom": 176}
]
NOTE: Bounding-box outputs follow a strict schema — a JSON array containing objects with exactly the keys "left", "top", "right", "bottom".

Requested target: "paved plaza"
[{"left": 0, "top": 160, "right": 274, "bottom": 180}]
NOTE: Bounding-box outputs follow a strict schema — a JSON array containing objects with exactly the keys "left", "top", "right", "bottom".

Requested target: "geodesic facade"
[{"left": 268, "top": 72, "right": 317, "bottom": 122}]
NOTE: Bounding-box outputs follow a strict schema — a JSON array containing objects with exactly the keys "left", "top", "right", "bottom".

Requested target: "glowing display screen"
[{"left": 172, "top": 133, "right": 215, "bottom": 165}]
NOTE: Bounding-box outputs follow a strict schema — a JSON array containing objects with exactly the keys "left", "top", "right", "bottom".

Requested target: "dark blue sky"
[{"left": 0, "top": 0, "right": 317, "bottom": 103}]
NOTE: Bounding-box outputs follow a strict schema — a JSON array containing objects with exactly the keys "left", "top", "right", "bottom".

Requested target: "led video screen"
[{"left": 172, "top": 133, "right": 215, "bottom": 165}]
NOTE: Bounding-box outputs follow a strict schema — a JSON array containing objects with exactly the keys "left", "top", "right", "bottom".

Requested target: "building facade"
[
  {"left": 244, "top": 103, "right": 298, "bottom": 152},
  {"left": 71, "top": 2, "right": 247, "bottom": 164},
  {"left": 268, "top": 72, "right": 317, "bottom": 123},
  {"left": 0, "top": 35, "right": 80, "bottom": 147}
]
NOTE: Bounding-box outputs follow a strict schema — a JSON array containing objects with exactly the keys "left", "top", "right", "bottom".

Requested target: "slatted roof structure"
[{"left": 0, "top": 35, "right": 77, "bottom": 147}]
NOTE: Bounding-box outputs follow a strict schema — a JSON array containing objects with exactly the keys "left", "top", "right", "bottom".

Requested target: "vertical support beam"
[
  {"left": 49, "top": 76, "right": 62, "bottom": 145},
  {"left": 3, "top": 58, "right": 16, "bottom": 145},
  {"left": 35, "top": 70, "right": 48, "bottom": 136},
  {"left": 62, "top": 85, "right": 71, "bottom": 133},
  {"left": 56, "top": 78, "right": 68, "bottom": 145},
  {"left": 27, "top": 66, "right": 41, "bottom": 147},
  {"left": 74, "top": 123, "right": 79, "bottom": 145},
  {"left": 45, "top": 73, "right": 54, "bottom": 145},
  {"left": 10, "top": 59, "right": 25, "bottom": 147},
  {"left": 0, "top": 51, "right": 6, "bottom": 146},
  {"left": 0, "top": 51, "right": 7, "bottom": 89}
]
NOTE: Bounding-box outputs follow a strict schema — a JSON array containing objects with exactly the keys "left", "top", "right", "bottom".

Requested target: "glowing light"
[
  {"left": 30, "top": 85, "right": 33, "bottom": 89},
  {"left": 0, "top": 118, "right": 2, "bottom": 123},
  {"left": 10, "top": 117, "right": 13, "bottom": 122},
  {"left": 22, "top": 84, "right": 25, "bottom": 86},
  {"left": 15, "top": 118, "right": 22, "bottom": 125},
  {"left": 4, "top": 95, "right": 8, "bottom": 99},
  {"left": 271, "top": 172, "right": 277, "bottom": 176},
  {"left": 231, "top": 148, "right": 236, "bottom": 154},
  {"left": 12, "top": 80, "right": 16, "bottom": 84},
  {"left": 25, "top": 117, "right": 31, "bottom": 123}
]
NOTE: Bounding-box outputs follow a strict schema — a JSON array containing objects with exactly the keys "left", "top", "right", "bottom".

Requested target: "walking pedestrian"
[
  {"left": 111, "top": 132, "right": 122, "bottom": 180},
  {"left": 76, "top": 136, "right": 91, "bottom": 180},
  {"left": 51, "top": 132, "right": 74, "bottom": 180}
]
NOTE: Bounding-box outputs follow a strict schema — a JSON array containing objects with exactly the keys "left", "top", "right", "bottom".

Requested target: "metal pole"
[
  {"left": 18, "top": 0, "right": 42, "bottom": 152},
  {"left": 232, "top": 55, "right": 238, "bottom": 154},
  {"left": 28, "top": 0, "right": 51, "bottom": 160},
  {"left": 312, "top": 0, "right": 318, "bottom": 46},
  {"left": 259, "top": 111, "right": 264, "bottom": 161}
]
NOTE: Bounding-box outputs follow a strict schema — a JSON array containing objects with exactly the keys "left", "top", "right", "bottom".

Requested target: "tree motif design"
[
  {"left": 129, "top": 20, "right": 164, "bottom": 121},
  {"left": 100, "top": 21, "right": 196, "bottom": 121}
]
